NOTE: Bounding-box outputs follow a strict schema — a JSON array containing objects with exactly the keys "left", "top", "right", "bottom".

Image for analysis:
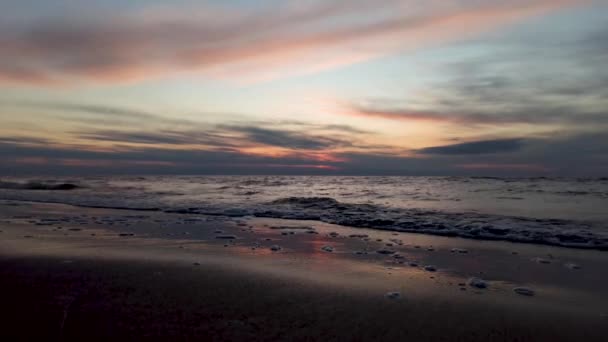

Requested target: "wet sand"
[{"left": 1, "top": 200, "right": 607, "bottom": 340}]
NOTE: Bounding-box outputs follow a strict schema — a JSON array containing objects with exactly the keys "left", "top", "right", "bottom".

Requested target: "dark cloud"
[
  {"left": 76, "top": 130, "right": 240, "bottom": 148},
  {"left": 0, "top": 136, "right": 53, "bottom": 145},
  {"left": 1, "top": 132, "right": 607, "bottom": 177},
  {"left": 416, "top": 139, "right": 525, "bottom": 155},
  {"left": 217, "top": 125, "right": 350, "bottom": 150}
]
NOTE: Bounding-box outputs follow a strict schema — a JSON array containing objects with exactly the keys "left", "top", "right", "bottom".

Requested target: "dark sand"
[{"left": 1, "top": 200, "right": 607, "bottom": 341}]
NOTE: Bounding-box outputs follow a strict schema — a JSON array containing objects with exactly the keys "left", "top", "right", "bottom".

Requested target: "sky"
[{"left": 0, "top": 0, "right": 607, "bottom": 176}]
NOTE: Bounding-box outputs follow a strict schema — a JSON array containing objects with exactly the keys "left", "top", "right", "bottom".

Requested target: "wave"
[
  {"left": 162, "top": 196, "right": 608, "bottom": 250},
  {"left": 1, "top": 187, "right": 607, "bottom": 250},
  {"left": 0, "top": 181, "right": 80, "bottom": 191}
]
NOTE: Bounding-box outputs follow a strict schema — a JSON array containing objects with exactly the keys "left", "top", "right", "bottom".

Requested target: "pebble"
[
  {"left": 215, "top": 235, "right": 238, "bottom": 240},
  {"left": 468, "top": 277, "right": 488, "bottom": 289},
  {"left": 534, "top": 258, "right": 551, "bottom": 264},
  {"left": 377, "top": 249, "right": 396, "bottom": 255},
  {"left": 564, "top": 262, "right": 581, "bottom": 270},
  {"left": 424, "top": 265, "right": 437, "bottom": 272},
  {"left": 451, "top": 248, "right": 468, "bottom": 254},
  {"left": 385, "top": 292, "right": 401, "bottom": 300},
  {"left": 349, "top": 234, "right": 369, "bottom": 238},
  {"left": 321, "top": 245, "right": 334, "bottom": 253},
  {"left": 513, "top": 287, "right": 535, "bottom": 296},
  {"left": 270, "top": 245, "right": 282, "bottom": 252}
]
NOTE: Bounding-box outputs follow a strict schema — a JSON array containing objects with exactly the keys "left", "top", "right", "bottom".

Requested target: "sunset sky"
[{"left": 1, "top": 0, "right": 607, "bottom": 176}]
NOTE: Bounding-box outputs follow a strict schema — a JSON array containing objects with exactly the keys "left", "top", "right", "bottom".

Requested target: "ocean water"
[{"left": 1, "top": 176, "right": 607, "bottom": 249}]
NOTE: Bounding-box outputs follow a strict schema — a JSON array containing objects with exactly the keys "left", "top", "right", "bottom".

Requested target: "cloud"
[
  {"left": 1, "top": 131, "right": 607, "bottom": 176},
  {"left": 349, "top": 103, "right": 608, "bottom": 126},
  {"left": 417, "top": 138, "right": 525, "bottom": 155},
  {"left": 9, "top": 101, "right": 200, "bottom": 127},
  {"left": 0, "top": 0, "right": 583, "bottom": 85},
  {"left": 218, "top": 125, "right": 351, "bottom": 150},
  {"left": 345, "top": 22, "right": 608, "bottom": 128}
]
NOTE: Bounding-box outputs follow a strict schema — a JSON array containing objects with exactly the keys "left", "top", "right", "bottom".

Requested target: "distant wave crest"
[{"left": 0, "top": 181, "right": 80, "bottom": 191}]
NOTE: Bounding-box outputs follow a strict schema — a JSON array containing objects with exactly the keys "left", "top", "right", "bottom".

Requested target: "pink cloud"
[{"left": 0, "top": 0, "right": 586, "bottom": 85}]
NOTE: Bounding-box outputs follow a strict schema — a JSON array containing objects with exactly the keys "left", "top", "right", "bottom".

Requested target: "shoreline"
[
  {"left": 1, "top": 201, "right": 607, "bottom": 340},
  {"left": 2, "top": 198, "right": 606, "bottom": 251}
]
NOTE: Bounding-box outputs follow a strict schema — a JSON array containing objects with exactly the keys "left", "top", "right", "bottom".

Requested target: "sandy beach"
[{"left": 0, "top": 199, "right": 606, "bottom": 340}]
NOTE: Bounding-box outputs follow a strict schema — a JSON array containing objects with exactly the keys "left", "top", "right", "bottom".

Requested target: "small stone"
[
  {"left": 564, "top": 262, "right": 581, "bottom": 270},
  {"left": 349, "top": 234, "right": 369, "bottom": 238},
  {"left": 385, "top": 292, "right": 401, "bottom": 299},
  {"left": 451, "top": 248, "right": 468, "bottom": 254},
  {"left": 321, "top": 245, "right": 334, "bottom": 253},
  {"left": 534, "top": 258, "right": 551, "bottom": 264},
  {"left": 468, "top": 277, "right": 488, "bottom": 289},
  {"left": 270, "top": 245, "right": 282, "bottom": 252},
  {"left": 377, "top": 249, "right": 395, "bottom": 255},
  {"left": 513, "top": 287, "right": 535, "bottom": 296},
  {"left": 424, "top": 265, "right": 437, "bottom": 272},
  {"left": 215, "top": 234, "right": 237, "bottom": 239}
]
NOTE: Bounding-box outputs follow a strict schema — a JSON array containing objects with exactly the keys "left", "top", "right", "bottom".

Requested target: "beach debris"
[
  {"left": 270, "top": 245, "right": 282, "bottom": 252},
  {"left": 409, "top": 262, "right": 418, "bottom": 267},
  {"left": 385, "top": 291, "right": 401, "bottom": 300},
  {"left": 329, "top": 232, "right": 339, "bottom": 237},
  {"left": 321, "top": 245, "right": 334, "bottom": 252},
  {"left": 468, "top": 277, "right": 488, "bottom": 289},
  {"left": 564, "top": 262, "right": 581, "bottom": 270},
  {"left": 377, "top": 249, "right": 395, "bottom": 255},
  {"left": 392, "top": 254, "right": 404, "bottom": 259},
  {"left": 215, "top": 234, "right": 237, "bottom": 239},
  {"left": 424, "top": 265, "right": 437, "bottom": 272},
  {"left": 118, "top": 233, "right": 134, "bottom": 237},
  {"left": 513, "top": 287, "right": 535, "bottom": 296}
]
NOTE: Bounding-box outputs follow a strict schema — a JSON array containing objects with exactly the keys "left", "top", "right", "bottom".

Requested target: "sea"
[{"left": 1, "top": 176, "right": 607, "bottom": 249}]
